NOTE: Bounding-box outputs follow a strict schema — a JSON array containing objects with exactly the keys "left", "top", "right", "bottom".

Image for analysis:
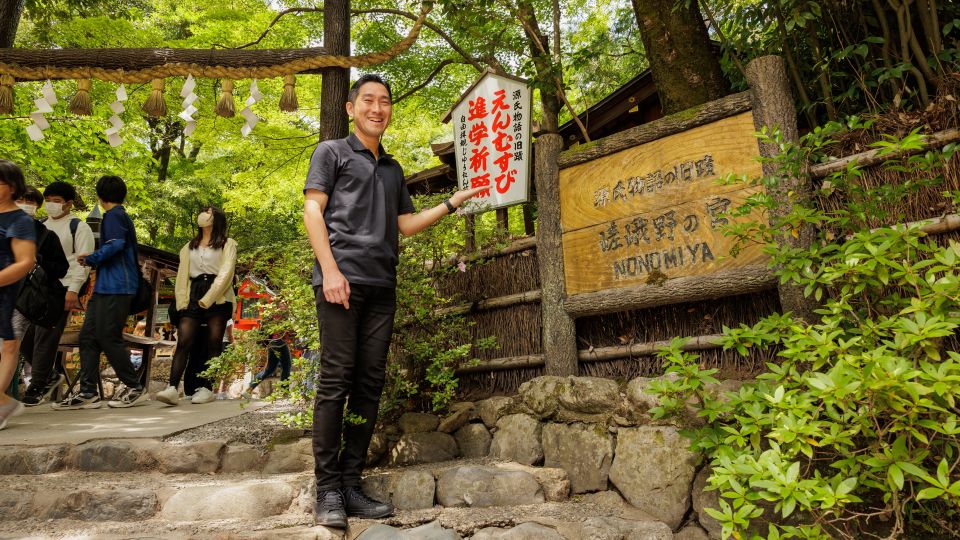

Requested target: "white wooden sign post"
[{"left": 444, "top": 69, "right": 532, "bottom": 214}]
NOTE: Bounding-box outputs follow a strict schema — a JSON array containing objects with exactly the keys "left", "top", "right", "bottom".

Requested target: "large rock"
[
  {"left": 360, "top": 472, "right": 396, "bottom": 505},
  {"left": 580, "top": 517, "right": 673, "bottom": 540},
  {"left": 438, "top": 407, "right": 473, "bottom": 434},
  {"left": 159, "top": 440, "right": 225, "bottom": 473},
  {"left": 542, "top": 422, "right": 614, "bottom": 493},
  {"left": 494, "top": 462, "right": 570, "bottom": 502},
  {"left": 476, "top": 396, "right": 513, "bottom": 428},
  {"left": 264, "top": 438, "right": 313, "bottom": 473},
  {"left": 0, "top": 444, "right": 68, "bottom": 475},
  {"left": 470, "top": 523, "right": 564, "bottom": 540},
  {"left": 160, "top": 481, "right": 294, "bottom": 521},
  {"left": 221, "top": 444, "right": 265, "bottom": 473},
  {"left": 557, "top": 377, "right": 620, "bottom": 415},
  {"left": 675, "top": 524, "right": 711, "bottom": 540},
  {"left": 436, "top": 466, "right": 543, "bottom": 507},
  {"left": 517, "top": 376, "right": 565, "bottom": 418},
  {"left": 692, "top": 465, "right": 721, "bottom": 539},
  {"left": 69, "top": 440, "right": 158, "bottom": 472},
  {"left": 367, "top": 432, "right": 390, "bottom": 466},
  {"left": 399, "top": 412, "right": 441, "bottom": 434},
  {"left": 454, "top": 424, "right": 492, "bottom": 459},
  {"left": 489, "top": 414, "right": 542, "bottom": 465},
  {"left": 609, "top": 426, "right": 698, "bottom": 530},
  {"left": 240, "top": 525, "right": 344, "bottom": 539},
  {"left": 0, "top": 489, "right": 28, "bottom": 520},
  {"left": 389, "top": 432, "right": 458, "bottom": 466},
  {"left": 35, "top": 489, "right": 158, "bottom": 521},
  {"left": 392, "top": 470, "right": 436, "bottom": 510},
  {"left": 355, "top": 524, "right": 411, "bottom": 539}
]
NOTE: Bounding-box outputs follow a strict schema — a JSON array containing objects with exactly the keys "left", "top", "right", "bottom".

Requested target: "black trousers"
[
  {"left": 21, "top": 309, "right": 70, "bottom": 387},
  {"left": 79, "top": 294, "right": 140, "bottom": 395},
  {"left": 312, "top": 283, "right": 396, "bottom": 491},
  {"left": 183, "top": 324, "right": 215, "bottom": 395}
]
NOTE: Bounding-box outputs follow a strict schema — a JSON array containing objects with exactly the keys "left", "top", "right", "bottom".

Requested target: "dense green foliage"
[{"left": 651, "top": 126, "right": 960, "bottom": 539}]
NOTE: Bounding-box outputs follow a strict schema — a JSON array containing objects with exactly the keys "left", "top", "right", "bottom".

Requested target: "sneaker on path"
[
  {"left": 342, "top": 486, "right": 394, "bottom": 519},
  {"left": 107, "top": 387, "right": 149, "bottom": 408},
  {"left": 23, "top": 374, "right": 66, "bottom": 407},
  {"left": 314, "top": 489, "right": 348, "bottom": 528},
  {"left": 52, "top": 393, "right": 102, "bottom": 410},
  {"left": 191, "top": 387, "right": 215, "bottom": 404},
  {"left": 0, "top": 399, "right": 24, "bottom": 430},
  {"left": 155, "top": 386, "right": 179, "bottom": 406}
]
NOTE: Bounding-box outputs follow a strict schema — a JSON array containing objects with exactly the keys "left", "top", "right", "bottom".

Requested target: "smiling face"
[{"left": 346, "top": 81, "right": 392, "bottom": 142}]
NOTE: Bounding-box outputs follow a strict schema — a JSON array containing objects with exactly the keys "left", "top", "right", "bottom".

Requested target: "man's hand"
[
  {"left": 449, "top": 186, "right": 490, "bottom": 208},
  {"left": 323, "top": 269, "right": 351, "bottom": 310},
  {"left": 76, "top": 253, "right": 89, "bottom": 267},
  {"left": 64, "top": 291, "right": 79, "bottom": 311}
]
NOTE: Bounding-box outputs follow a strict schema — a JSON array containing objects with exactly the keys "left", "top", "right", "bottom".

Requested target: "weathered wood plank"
[
  {"left": 436, "top": 289, "right": 542, "bottom": 317},
  {"left": 579, "top": 334, "right": 724, "bottom": 363},
  {"left": 455, "top": 354, "right": 545, "bottom": 374},
  {"left": 557, "top": 91, "right": 752, "bottom": 169}
]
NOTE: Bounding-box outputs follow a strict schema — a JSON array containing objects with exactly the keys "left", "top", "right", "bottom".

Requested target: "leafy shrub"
[{"left": 651, "top": 123, "right": 960, "bottom": 539}]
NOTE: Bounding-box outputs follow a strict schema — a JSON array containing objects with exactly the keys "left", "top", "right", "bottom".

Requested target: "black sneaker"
[
  {"left": 20, "top": 385, "right": 44, "bottom": 406},
  {"left": 107, "top": 387, "right": 150, "bottom": 408},
  {"left": 51, "top": 393, "right": 102, "bottom": 410},
  {"left": 342, "top": 486, "right": 394, "bottom": 519},
  {"left": 314, "top": 489, "right": 348, "bottom": 528},
  {"left": 23, "top": 374, "right": 65, "bottom": 407}
]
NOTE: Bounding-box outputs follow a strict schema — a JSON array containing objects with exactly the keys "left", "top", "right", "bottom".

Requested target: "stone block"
[
  {"left": 160, "top": 481, "right": 294, "bottom": 521},
  {"left": 454, "top": 423, "right": 491, "bottom": 459},
  {"left": 221, "top": 444, "right": 265, "bottom": 473},
  {"left": 159, "top": 440, "right": 225, "bottom": 473},
  {"left": 388, "top": 432, "right": 458, "bottom": 466},
  {"left": 490, "top": 414, "right": 542, "bottom": 465},
  {"left": 542, "top": 422, "right": 614, "bottom": 493},
  {"left": 494, "top": 462, "right": 570, "bottom": 502},
  {"left": 476, "top": 396, "right": 513, "bottom": 429},
  {"left": 399, "top": 412, "right": 441, "bottom": 434},
  {"left": 264, "top": 438, "right": 313, "bottom": 474},
  {"left": 392, "top": 469, "right": 436, "bottom": 510},
  {"left": 0, "top": 444, "right": 68, "bottom": 475},
  {"left": 435, "top": 465, "right": 543, "bottom": 508}
]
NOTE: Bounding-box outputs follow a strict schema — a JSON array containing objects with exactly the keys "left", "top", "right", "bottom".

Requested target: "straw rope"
[{"left": 0, "top": 4, "right": 431, "bottom": 83}]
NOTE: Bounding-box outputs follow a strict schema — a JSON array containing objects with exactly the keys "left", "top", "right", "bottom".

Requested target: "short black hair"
[
  {"left": 44, "top": 181, "right": 78, "bottom": 202},
  {"left": 20, "top": 186, "right": 44, "bottom": 205},
  {"left": 96, "top": 175, "right": 127, "bottom": 204},
  {"left": 0, "top": 160, "right": 26, "bottom": 200},
  {"left": 348, "top": 74, "right": 392, "bottom": 104}
]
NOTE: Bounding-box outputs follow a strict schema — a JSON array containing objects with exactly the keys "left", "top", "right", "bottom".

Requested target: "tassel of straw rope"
[
  {"left": 279, "top": 74, "right": 298, "bottom": 112},
  {"left": 142, "top": 78, "right": 167, "bottom": 117},
  {"left": 215, "top": 80, "right": 236, "bottom": 118},
  {"left": 69, "top": 79, "right": 93, "bottom": 115},
  {"left": 0, "top": 75, "right": 14, "bottom": 115}
]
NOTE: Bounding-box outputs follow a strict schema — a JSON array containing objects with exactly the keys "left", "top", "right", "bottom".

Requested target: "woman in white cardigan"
[{"left": 156, "top": 207, "right": 237, "bottom": 406}]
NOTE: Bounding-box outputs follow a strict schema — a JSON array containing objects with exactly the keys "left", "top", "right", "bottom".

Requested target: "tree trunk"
[
  {"left": 0, "top": 0, "right": 24, "bottom": 48},
  {"left": 745, "top": 55, "right": 817, "bottom": 324},
  {"left": 630, "top": 0, "right": 728, "bottom": 114},
  {"left": 321, "top": 0, "right": 350, "bottom": 141}
]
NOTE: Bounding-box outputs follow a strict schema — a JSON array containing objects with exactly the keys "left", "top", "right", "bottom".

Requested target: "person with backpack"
[
  {"left": 20, "top": 182, "right": 94, "bottom": 407},
  {"left": 53, "top": 175, "right": 147, "bottom": 410},
  {"left": 0, "top": 161, "right": 37, "bottom": 431}
]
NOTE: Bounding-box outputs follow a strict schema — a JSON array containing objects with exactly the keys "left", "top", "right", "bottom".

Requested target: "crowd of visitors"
[{"left": 0, "top": 161, "right": 283, "bottom": 430}]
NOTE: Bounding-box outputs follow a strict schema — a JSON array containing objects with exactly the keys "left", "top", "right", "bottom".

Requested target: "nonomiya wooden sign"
[
  {"left": 559, "top": 111, "right": 767, "bottom": 296},
  {"left": 444, "top": 69, "right": 532, "bottom": 214}
]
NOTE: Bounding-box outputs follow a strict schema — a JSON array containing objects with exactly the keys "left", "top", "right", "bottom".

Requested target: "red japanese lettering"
[
  {"left": 468, "top": 122, "right": 489, "bottom": 146},
  {"left": 470, "top": 173, "right": 491, "bottom": 197},
  {"left": 492, "top": 111, "right": 511, "bottom": 132},
  {"left": 492, "top": 131, "right": 513, "bottom": 152},
  {"left": 470, "top": 146, "right": 490, "bottom": 173},
  {"left": 468, "top": 97, "right": 487, "bottom": 121},
  {"left": 495, "top": 169, "right": 517, "bottom": 194},
  {"left": 493, "top": 151, "right": 513, "bottom": 173},
  {"left": 491, "top": 89, "right": 509, "bottom": 112}
]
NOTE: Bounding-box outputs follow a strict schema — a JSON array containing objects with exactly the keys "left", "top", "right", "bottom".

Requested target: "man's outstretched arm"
[{"left": 397, "top": 186, "right": 488, "bottom": 237}]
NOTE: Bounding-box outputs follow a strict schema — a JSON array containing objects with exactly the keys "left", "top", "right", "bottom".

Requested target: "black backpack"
[{"left": 16, "top": 223, "right": 69, "bottom": 327}]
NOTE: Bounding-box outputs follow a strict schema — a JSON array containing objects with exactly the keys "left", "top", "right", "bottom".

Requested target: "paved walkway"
[{"left": 1, "top": 398, "right": 267, "bottom": 446}]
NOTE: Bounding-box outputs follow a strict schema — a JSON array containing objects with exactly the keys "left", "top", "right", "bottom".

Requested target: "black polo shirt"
[{"left": 304, "top": 133, "right": 416, "bottom": 288}]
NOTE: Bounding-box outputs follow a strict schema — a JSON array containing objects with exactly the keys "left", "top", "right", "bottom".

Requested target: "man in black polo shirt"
[{"left": 303, "top": 73, "right": 484, "bottom": 528}]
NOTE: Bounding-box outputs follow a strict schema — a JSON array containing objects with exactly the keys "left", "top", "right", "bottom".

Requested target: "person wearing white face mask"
[
  {"left": 155, "top": 206, "right": 237, "bottom": 406},
  {"left": 20, "top": 182, "right": 94, "bottom": 407}
]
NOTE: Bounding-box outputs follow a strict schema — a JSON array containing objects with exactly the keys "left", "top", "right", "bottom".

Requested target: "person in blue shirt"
[
  {"left": 0, "top": 160, "right": 37, "bottom": 431},
  {"left": 53, "top": 176, "right": 148, "bottom": 410}
]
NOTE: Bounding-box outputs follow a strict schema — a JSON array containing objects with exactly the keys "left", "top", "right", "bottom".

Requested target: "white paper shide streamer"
[
  {"left": 105, "top": 84, "right": 128, "bottom": 147},
  {"left": 240, "top": 79, "right": 262, "bottom": 138},
  {"left": 179, "top": 74, "right": 198, "bottom": 137},
  {"left": 26, "top": 80, "right": 58, "bottom": 142}
]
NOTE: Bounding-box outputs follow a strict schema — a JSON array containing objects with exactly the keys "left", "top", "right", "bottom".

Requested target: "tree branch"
[
  {"left": 394, "top": 58, "right": 462, "bottom": 103},
  {"left": 234, "top": 7, "right": 322, "bottom": 49}
]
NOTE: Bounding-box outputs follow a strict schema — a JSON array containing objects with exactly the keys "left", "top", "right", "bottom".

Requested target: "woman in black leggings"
[{"left": 157, "top": 206, "right": 237, "bottom": 405}]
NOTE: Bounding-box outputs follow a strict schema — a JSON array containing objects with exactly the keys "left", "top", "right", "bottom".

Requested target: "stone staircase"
[{"left": 0, "top": 375, "right": 733, "bottom": 539}]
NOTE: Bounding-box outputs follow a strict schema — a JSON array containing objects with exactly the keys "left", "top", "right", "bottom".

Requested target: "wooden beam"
[
  {"left": 558, "top": 91, "right": 752, "bottom": 169},
  {"left": 809, "top": 128, "right": 960, "bottom": 178},
  {"left": 426, "top": 235, "right": 536, "bottom": 270},
  {"left": 437, "top": 289, "right": 542, "bottom": 317},
  {"left": 579, "top": 334, "right": 723, "bottom": 363},
  {"left": 456, "top": 354, "right": 545, "bottom": 374},
  {"left": 564, "top": 264, "right": 776, "bottom": 318}
]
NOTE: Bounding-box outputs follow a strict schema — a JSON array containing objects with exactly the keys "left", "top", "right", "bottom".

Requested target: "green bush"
[{"left": 651, "top": 123, "right": 960, "bottom": 539}]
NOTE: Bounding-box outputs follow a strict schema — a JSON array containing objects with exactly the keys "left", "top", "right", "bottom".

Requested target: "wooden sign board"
[
  {"left": 445, "top": 70, "right": 532, "bottom": 214},
  {"left": 559, "top": 111, "right": 767, "bottom": 296}
]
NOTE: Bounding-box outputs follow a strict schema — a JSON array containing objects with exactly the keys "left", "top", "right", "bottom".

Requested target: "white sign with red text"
[{"left": 450, "top": 71, "right": 532, "bottom": 214}]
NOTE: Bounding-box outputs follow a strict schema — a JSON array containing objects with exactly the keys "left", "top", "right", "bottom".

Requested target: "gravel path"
[{"left": 163, "top": 399, "right": 308, "bottom": 448}]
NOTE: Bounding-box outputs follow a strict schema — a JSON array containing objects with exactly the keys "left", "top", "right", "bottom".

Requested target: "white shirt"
[
  {"left": 44, "top": 213, "right": 95, "bottom": 293},
  {"left": 189, "top": 245, "right": 224, "bottom": 277}
]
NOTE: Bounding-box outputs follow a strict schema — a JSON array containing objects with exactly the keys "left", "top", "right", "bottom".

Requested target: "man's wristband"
[{"left": 443, "top": 199, "right": 456, "bottom": 214}]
